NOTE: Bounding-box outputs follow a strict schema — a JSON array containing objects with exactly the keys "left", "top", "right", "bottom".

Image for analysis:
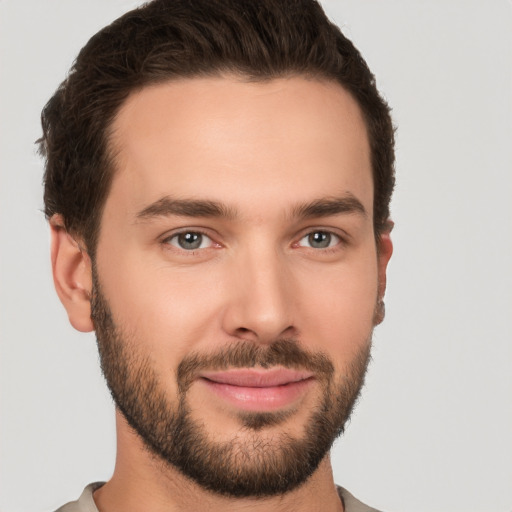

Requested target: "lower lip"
[{"left": 200, "top": 378, "right": 315, "bottom": 412}]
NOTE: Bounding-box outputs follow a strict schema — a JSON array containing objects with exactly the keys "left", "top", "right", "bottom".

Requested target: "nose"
[{"left": 221, "top": 245, "right": 297, "bottom": 344}]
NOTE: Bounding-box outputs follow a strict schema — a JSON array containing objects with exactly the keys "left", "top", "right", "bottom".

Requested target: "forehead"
[{"left": 106, "top": 76, "right": 373, "bottom": 219}]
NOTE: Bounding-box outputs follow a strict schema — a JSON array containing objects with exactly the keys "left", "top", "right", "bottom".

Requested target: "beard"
[{"left": 91, "top": 271, "right": 372, "bottom": 497}]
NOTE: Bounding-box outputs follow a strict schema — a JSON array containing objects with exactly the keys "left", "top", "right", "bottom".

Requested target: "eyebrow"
[
  {"left": 291, "top": 195, "right": 367, "bottom": 219},
  {"left": 135, "top": 193, "right": 366, "bottom": 222},
  {"left": 135, "top": 197, "right": 236, "bottom": 221}
]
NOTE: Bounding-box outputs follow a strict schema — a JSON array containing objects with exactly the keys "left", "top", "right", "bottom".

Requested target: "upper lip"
[{"left": 199, "top": 368, "right": 314, "bottom": 387}]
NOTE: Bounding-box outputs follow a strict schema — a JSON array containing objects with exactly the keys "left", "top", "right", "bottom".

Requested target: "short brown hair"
[{"left": 39, "top": 0, "right": 395, "bottom": 257}]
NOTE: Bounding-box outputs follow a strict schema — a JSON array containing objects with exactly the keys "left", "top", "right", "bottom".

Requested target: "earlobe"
[
  {"left": 50, "top": 215, "right": 94, "bottom": 333},
  {"left": 374, "top": 221, "right": 394, "bottom": 325}
]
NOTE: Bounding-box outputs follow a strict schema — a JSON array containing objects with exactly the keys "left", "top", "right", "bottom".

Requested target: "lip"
[{"left": 199, "top": 368, "right": 315, "bottom": 412}]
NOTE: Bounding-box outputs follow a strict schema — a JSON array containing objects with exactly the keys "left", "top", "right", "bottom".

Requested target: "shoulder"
[
  {"left": 337, "top": 486, "right": 383, "bottom": 512},
  {"left": 54, "top": 483, "right": 104, "bottom": 512}
]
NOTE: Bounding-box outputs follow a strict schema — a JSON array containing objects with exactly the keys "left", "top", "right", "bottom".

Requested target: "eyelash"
[
  {"left": 293, "top": 229, "right": 346, "bottom": 254},
  {"left": 162, "top": 229, "right": 218, "bottom": 254},
  {"left": 160, "top": 228, "right": 347, "bottom": 255}
]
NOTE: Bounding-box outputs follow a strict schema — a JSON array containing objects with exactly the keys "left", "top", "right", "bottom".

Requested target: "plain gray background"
[{"left": 1, "top": 1, "right": 511, "bottom": 511}]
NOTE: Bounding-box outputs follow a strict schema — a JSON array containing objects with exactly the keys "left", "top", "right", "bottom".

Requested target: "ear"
[
  {"left": 50, "top": 215, "right": 94, "bottom": 332},
  {"left": 374, "top": 220, "right": 394, "bottom": 325}
]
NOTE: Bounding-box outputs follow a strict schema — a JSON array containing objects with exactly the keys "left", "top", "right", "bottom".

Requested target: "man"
[{"left": 39, "top": 0, "right": 394, "bottom": 510}]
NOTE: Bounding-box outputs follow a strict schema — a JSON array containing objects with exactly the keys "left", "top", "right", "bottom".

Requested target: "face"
[{"left": 91, "top": 76, "right": 391, "bottom": 496}]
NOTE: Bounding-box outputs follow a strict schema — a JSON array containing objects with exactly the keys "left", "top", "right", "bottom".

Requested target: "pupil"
[
  {"left": 179, "top": 232, "right": 201, "bottom": 249},
  {"left": 309, "top": 231, "right": 330, "bottom": 248}
]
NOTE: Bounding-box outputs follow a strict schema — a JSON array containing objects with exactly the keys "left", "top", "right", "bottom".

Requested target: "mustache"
[{"left": 176, "top": 339, "right": 334, "bottom": 393}]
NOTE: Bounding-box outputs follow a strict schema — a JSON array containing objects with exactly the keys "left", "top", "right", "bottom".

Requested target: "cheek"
[
  {"left": 296, "top": 254, "right": 378, "bottom": 360},
  {"left": 95, "top": 231, "right": 379, "bottom": 375},
  {"left": 96, "top": 251, "right": 226, "bottom": 362}
]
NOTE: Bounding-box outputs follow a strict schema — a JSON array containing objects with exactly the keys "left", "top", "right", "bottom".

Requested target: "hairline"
[{"left": 68, "top": 71, "right": 384, "bottom": 260}]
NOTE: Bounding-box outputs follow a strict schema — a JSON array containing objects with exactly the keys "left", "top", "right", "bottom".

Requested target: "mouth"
[{"left": 198, "top": 368, "right": 315, "bottom": 412}]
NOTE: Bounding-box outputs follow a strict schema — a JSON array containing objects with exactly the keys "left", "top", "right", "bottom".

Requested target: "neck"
[{"left": 93, "top": 411, "right": 343, "bottom": 512}]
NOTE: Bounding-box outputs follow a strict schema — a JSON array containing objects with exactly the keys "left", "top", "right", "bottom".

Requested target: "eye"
[
  {"left": 165, "top": 231, "right": 213, "bottom": 250},
  {"left": 298, "top": 230, "right": 341, "bottom": 249}
]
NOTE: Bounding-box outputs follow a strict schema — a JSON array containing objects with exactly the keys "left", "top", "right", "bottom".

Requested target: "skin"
[{"left": 50, "top": 76, "right": 393, "bottom": 512}]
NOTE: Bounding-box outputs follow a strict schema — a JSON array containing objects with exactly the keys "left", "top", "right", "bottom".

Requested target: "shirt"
[{"left": 55, "top": 482, "right": 382, "bottom": 512}]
